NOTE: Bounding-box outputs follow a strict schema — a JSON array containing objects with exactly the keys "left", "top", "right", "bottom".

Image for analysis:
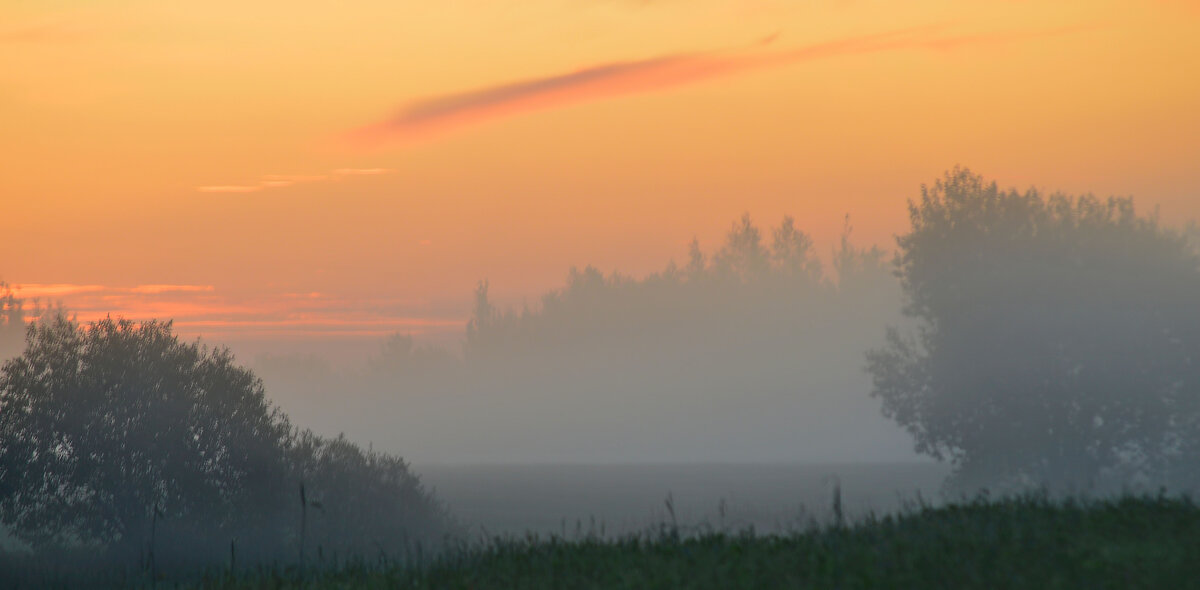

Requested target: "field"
[
  {"left": 418, "top": 462, "right": 951, "bottom": 537},
  {"left": 8, "top": 492, "right": 1195, "bottom": 589}
]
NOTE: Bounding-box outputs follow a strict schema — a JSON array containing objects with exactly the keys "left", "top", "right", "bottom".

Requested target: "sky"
[{"left": 2, "top": 0, "right": 1198, "bottom": 356}]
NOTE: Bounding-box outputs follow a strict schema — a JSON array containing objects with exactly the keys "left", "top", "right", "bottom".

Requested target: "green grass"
[
  {"left": 160, "top": 493, "right": 1200, "bottom": 590},
  {"left": 6, "top": 494, "right": 1197, "bottom": 589}
]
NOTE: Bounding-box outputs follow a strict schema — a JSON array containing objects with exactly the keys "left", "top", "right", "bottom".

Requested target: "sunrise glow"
[{"left": 3, "top": 0, "right": 1198, "bottom": 352}]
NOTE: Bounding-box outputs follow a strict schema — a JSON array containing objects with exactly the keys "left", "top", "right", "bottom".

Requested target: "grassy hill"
[{"left": 145, "top": 493, "right": 1200, "bottom": 589}]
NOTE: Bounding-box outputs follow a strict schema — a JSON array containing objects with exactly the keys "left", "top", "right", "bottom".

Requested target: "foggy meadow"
[{"left": 5, "top": 0, "right": 1199, "bottom": 584}]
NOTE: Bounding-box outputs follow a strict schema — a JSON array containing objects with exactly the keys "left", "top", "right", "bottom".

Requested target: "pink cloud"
[
  {"left": 6, "top": 284, "right": 464, "bottom": 342},
  {"left": 128, "top": 284, "right": 215, "bottom": 294},
  {"left": 197, "top": 169, "right": 389, "bottom": 195},
  {"left": 346, "top": 24, "right": 1090, "bottom": 147},
  {"left": 12, "top": 283, "right": 105, "bottom": 297},
  {"left": 260, "top": 174, "right": 328, "bottom": 188}
]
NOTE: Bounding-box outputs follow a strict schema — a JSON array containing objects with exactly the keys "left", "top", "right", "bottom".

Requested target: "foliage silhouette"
[
  {"left": 867, "top": 167, "right": 1200, "bottom": 493},
  {"left": 288, "top": 431, "right": 455, "bottom": 558},
  {"left": 463, "top": 213, "right": 884, "bottom": 364},
  {"left": 0, "top": 316, "right": 292, "bottom": 553},
  {"left": 0, "top": 315, "right": 454, "bottom": 565},
  {"left": 257, "top": 212, "right": 906, "bottom": 464},
  {"left": 0, "top": 283, "right": 24, "bottom": 361}
]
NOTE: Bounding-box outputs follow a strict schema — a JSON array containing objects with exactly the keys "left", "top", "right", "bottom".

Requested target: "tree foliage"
[
  {"left": 255, "top": 213, "right": 907, "bottom": 465},
  {"left": 288, "top": 431, "right": 454, "bottom": 557},
  {"left": 867, "top": 168, "right": 1200, "bottom": 492},
  {"left": 0, "top": 316, "right": 293, "bottom": 550},
  {"left": 0, "top": 315, "right": 454, "bottom": 562},
  {"left": 464, "top": 213, "right": 887, "bottom": 363}
]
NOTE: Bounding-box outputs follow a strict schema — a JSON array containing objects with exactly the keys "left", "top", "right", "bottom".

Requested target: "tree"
[
  {"left": 0, "top": 283, "right": 27, "bottom": 362},
  {"left": 0, "top": 316, "right": 293, "bottom": 552},
  {"left": 712, "top": 213, "right": 771, "bottom": 281},
  {"left": 287, "top": 431, "right": 454, "bottom": 557},
  {"left": 867, "top": 168, "right": 1200, "bottom": 493},
  {"left": 772, "top": 216, "right": 822, "bottom": 283},
  {"left": 366, "top": 333, "right": 459, "bottom": 379}
]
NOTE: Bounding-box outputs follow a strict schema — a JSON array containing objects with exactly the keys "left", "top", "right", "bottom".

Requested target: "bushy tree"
[
  {"left": 288, "top": 431, "right": 454, "bottom": 558},
  {"left": 0, "top": 316, "right": 457, "bottom": 564},
  {"left": 867, "top": 168, "right": 1200, "bottom": 493},
  {"left": 0, "top": 316, "right": 293, "bottom": 551}
]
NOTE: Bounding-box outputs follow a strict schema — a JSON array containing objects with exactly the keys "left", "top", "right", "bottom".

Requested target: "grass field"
[{"left": 25, "top": 492, "right": 1180, "bottom": 590}]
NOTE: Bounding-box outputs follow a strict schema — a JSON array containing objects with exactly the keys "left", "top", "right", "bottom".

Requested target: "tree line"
[
  {"left": 259, "top": 168, "right": 1200, "bottom": 482},
  {"left": 1, "top": 166, "right": 1197, "bottom": 568},
  {"left": 457, "top": 167, "right": 1200, "bottom": 490}
]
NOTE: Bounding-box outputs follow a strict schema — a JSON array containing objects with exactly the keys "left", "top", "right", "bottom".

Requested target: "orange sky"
[{"left": 2, "top": 0, "right": 1198, "bottom": 353}]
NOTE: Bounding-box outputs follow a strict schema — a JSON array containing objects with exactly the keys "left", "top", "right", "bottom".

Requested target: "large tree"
[
  {"left": 0, "top": 316, "right": 293, "bottom": 551},
  {"left": 868, "top": 168, "right": 1200, "bottom": 493}
]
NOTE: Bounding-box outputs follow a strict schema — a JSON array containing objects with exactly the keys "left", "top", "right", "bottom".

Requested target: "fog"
[
  {"left": 420, "top": 463, "right": 950, "bottom": 539},
  {"left": 251, "top": 215, "right": 921, "bottom": 465},
  {"left": 3, "top": 172, "right": 1199, "bottom": 579},
  {"left": 239, "top": 172, "right": 1200, "bottom": 536}
]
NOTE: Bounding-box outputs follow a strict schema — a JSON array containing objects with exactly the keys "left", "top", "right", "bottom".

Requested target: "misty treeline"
[
  {"left": 256, "top": 212, "right": 909, "bottom": 465},
  {"left": 0, "top": 286, "right": 60, "bottom": 362},
  {"left": 0, "top": 312, "right": 456, "bottom": 569},
  {"left": 1, "top": 167, "right": 1198, "bottom": 571},
  {"left": 464, "top": 213, "right": 885, "bottom": 364},
  {"left": 255, "top": 167, "right": 1200, "bottom": 486}
]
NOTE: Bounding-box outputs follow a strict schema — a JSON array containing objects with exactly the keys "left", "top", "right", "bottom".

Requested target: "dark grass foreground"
[{"left": 8, "top": 494, "right": 1200, "bottom": 589}]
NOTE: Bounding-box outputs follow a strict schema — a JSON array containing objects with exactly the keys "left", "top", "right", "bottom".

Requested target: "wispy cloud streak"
[
  {"left": 9, "top": 283, "right": 463, "bottom": 340},
  {"left": 260, "top": 174, "right": 328, "bottom": 188},
  {"left": 347, "top": 24, "right": 1087, "bottom": 146},
  {"left": 333, "top": 168, "right": 392, "bottom": 176},
  {"left": 128, "top": 284, "right": 216, "bottom": 294},
  {"left": 197, "top": 185, "right": 263, "bottom": 193},
  {"left": 11, "top": 284, "right": 106, "bottom": 297},
  {"left": 14, "top": 283, "right": 215, "bottom": 297},
  {"left": 196, "top": 169, "right": 388, "bottom": 194}
]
